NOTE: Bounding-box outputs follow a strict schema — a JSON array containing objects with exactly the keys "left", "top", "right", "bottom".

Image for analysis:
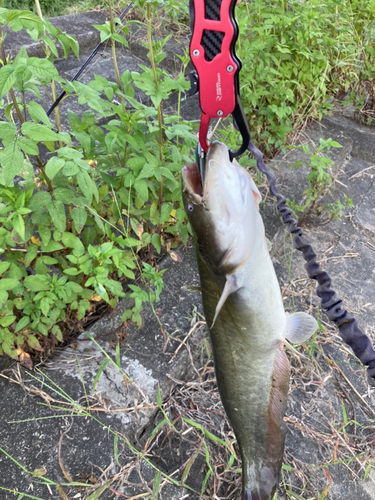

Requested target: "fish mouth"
[{"left": 182, "top": 162, "right": 204, "bottom": 203}]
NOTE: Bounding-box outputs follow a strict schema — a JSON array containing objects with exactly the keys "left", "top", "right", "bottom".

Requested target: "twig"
[
  {"left": 168, "top": 321, "right": 206, "bottom": 364},
  {"left": 348, "top": 165, "right": 375, "bottom": 179},
  {"left": 326, "top": 355, "right": 375, "bottom": 419}
]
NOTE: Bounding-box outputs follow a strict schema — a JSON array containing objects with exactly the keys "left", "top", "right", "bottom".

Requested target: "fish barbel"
[{"left": 181, "top": 141, "right": 317, "bottom": 500}]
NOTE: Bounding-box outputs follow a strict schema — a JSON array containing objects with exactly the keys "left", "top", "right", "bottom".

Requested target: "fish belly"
[{"left": 196, "top": 250, "right": 290, "bottom": 500}]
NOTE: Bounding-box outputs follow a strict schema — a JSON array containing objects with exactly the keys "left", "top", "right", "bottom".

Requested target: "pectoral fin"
[
  {"left": 212, "top": 274, "right": 241, "bottom": 327},
  {"left": 284, "top": 312, "right": 318, "bottom": 344}
]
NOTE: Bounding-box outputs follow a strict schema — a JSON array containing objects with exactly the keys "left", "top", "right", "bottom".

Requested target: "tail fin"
[{"left": 242, "top": 487, "right": 269, "bottom": 500}]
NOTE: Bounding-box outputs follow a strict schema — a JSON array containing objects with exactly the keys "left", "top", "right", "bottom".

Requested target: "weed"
[
  {"left": 0, "top": 1, "right": 194, "bottom": 363},
  {"left": 286, "top": 138, "right": 353, "bottom": 223}
]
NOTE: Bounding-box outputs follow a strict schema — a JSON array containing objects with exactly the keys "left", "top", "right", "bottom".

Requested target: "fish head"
[{"left": 182, "top": 141, "right": 263, "bottom": 275}]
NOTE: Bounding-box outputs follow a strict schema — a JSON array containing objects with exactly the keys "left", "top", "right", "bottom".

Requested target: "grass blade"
[
  {"left": 114, "top": 434, "right": 121, "bottom": 467},
  {"left": 56, "top": 484, "right": 69, "bottom": 500},
  {"left": 151, "top": 471, "right": 161, "bottom": 500},
  {"left": 91, "top": 358, "right": 110, "bottom": 395},
  {"left": 86, "top": 481, "right": 112, "bottom": 499}
]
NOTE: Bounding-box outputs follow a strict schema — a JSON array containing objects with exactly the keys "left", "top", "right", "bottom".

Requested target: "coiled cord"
[{"left": 247, "top": 140, "right": 375, "bottom": 379}]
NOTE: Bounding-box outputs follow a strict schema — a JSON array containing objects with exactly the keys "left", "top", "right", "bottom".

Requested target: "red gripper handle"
[{"left": 190, "top": 0, "right": 239, "bottom": 151}]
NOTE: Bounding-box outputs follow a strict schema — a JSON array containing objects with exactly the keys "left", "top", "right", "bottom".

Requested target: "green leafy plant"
[
  {"left": 0, "top": 2, "right": 195, "bottom": 363},
  {"left": 285, "top": 138, "right": 353, "bottom": 223},
  {"left": 220, "top": 0, "right": 375, "bottom": 155}
]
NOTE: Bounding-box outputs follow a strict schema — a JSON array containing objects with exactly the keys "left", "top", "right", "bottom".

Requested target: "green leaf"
[
  {"left": 0, "top": 262, "right": 11, "bottom": 274},
  {"left": 134, "top": 179, "right": 148, "bottom": 205},
  {"left": 13, "top": 213, "right": 25, "bottom": 240},
  {"left": 41, "top": 35, "right": 58, "bottom": 58},
  {"left": 40, "top": 300, "right": 50, "bottom": 316},
  {"left": 137, "top": 163, "right": 155, "bottom": 180},
  {"left": 82, "top": 110, "right": 97, "bottom": 127},
  {"left": 42, "top": 256, "right": 58, "bottom": 265},
  {"left": 27, "top": 191, "right": 51, "bottom": 210},
  {"left": 27, "top": 334, "right": 44, "bottom": 351},
  {"left": 0, "top": 144, "right": 23, "bottom": 186},
  {"left": 0, "top": 121, "right": 17, "bottom": 145},
  {"left": 62, "top": 161, "right": 79, "bottom": 176},
  {"left": 82, "top": 227, "right": 96, "bottom": 245},
  {"left": 21, "top": 122, "right": 59, "bottom": 143},
  {"left": 57, "top": 147, "right": 83, "bottom": 160},
  {"left": 67, "top": 110, "right": 82, "bottom": 131},
  {"left": 64, "top": 267, "right": 80, "bottom": 276},
  {"left": 0, "top": 290, "right": 8, "bottom": 304},
  {"left": 99, "top": 170, "right": 120, "bottom": 188},
  {"left": 46, "top": 200, "right": 66, "bottom": 232},
  {"left": 0, "top": 65, "right": 16, "bottom": 99},
  {"left": 85, "top": 482, "right": 112, "bottom": 500},
  {"left": 76, "top": 170, "right": 94, "bottom": 203},
  {"left": 61, "top": 232, "right": 78, "bottom": 248},
  {"left": 151, "top": 233, "right": 161, "bottom": 253},
  {"left": 40, "top": 240, "right": 63, "bottom": 252},
  {"left": 0, "top": 278, "right": 20, "bottom": 290},
  {"left": 15, "top": 316, "right": 30, "bottom": 333},
  {"left": 71, "top": 207, "right": 87, "bottom": 233},
  {"left": 24, "top": 244, "right": 38, "bottom": 266},
  {"left": 34, "top": 257, "right": 47, "bottom": 275},
  {"left": 65, "top": 34, "right": 79, "bottom": 59},
  {"left": 127, "top": 156, "right": 145, "bottom": 171},
  {"left": 27, "top": 102, "right": 52, "bottom": 127},
  {"left": 26, "top": 57, "right": 58, "bottom": 80},
  {"left": 52, "top": 325, "right": 63, "bottom": 341},
  {"left": 16, "top": 136, "right": 39, "bottom": 155},
  {"left": 160, "top": 203, "right": 172, "bottom": 223},
  {"left": 0, "top": 315, "right": 16, "bottom": 327},
  {"left": 24, "top": 275, "right": 50, "bottom": 292},
  {"left": 53, "top": 188, "right": 75, "bottom": 204},
  {"left": 4, "top": 10, "right": 42, "bottom": 24},
  {"left": 45, "top": 157, "right": 65, "bottom": 179}
]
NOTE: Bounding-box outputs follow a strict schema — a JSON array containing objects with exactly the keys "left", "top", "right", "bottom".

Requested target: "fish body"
[{"left": 182, "top": 142, "right": 317, "bottom": 500}]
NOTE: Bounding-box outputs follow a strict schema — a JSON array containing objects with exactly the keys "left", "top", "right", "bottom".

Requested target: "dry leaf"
[
  {"left": 17, "top": 348, "right": 33, "bottom": 370},
  {"left": 136, "top": 224, "right": 144, "bottom": 239},
  {"left": 30, "top": 236, "right": 40, "bottom": 245},
  {"left": 169, "top": 251, "right": 182, "bottom": 262},
  {"left": 90, "top": 295, "right": 102, "bottom": 302},
  {"left": 32, "top": 468, "right": 47, "bottom": 478}
]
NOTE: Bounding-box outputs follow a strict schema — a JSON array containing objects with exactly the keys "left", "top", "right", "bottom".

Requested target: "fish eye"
[{"left": 187, "top": 203, "right": 194, "bottom": 213}]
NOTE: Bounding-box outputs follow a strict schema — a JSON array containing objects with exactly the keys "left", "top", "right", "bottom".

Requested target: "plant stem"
[
  {"left": 39, "top": 167, "right": 54, "bottom": 192},
  {"left": 34, "top": 0, "right": 43, "bottom": 19},
  {"left": 35, "top": 0, "right": 62, "bottom": 135},
  {"left": 108, "top": 0, "right": 126, "bottom": 114},
  {"left": 0, "top": 34, "right": 24, "bottom": 125},
  {"left": 146, "top": 4, "right": 164, "bottom": 224}
]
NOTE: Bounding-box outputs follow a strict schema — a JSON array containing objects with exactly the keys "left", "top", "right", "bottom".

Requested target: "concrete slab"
[
  {"left": 0, "top": 244, "right": 205, "bottom": 499},
  {"left": 323, "top": 231, "right": 375, "bottom": 340},
  {"left": 322, "top": 114, "right": 375, "bottom": 164},
  {"left": 354, "top": 178, "right": 375, "bottom": 235}
]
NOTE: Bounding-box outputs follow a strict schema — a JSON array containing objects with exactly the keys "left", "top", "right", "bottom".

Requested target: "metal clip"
[{"left": 195, "top": 142, "right": 206, "bottom": 185}]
